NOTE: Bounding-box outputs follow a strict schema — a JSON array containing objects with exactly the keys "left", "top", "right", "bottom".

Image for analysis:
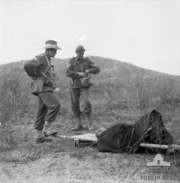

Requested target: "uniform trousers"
[
  {"left": 34, "top": 92, "right": 60, "bottom": 130},
  {"left": 70, "top": 88, "right": 92, "bottom": 117}
]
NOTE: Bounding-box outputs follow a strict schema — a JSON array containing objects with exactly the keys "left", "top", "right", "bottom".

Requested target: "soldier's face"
[
  {"left": 49, "top": 49, "right": 57, "bottom": 58},
  {"left": 47, "top": 49, "right": 57, "bottom": 58},
  {"left": 77, "top": 51, "right": 84, "bottom": 60}
]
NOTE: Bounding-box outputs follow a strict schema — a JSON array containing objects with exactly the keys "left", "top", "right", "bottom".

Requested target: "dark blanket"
[{"left": 97, "top": 110, "right": 173, "bottom": 153}]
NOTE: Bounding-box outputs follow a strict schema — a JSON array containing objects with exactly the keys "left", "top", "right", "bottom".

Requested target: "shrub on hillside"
[{"left": 0, "top": 67, "right": 34, "bottom": 148}]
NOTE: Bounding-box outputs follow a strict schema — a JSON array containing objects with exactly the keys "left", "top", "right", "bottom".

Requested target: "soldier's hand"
[
  {"left": 77, "top": 72, "right": 86, "bottom": 77},
  {"left": 85, "top": 70, "right": 91, "bottom": 74}
]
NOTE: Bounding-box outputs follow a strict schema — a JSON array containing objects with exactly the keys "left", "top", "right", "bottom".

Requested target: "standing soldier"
[
  {"left": 25, "top": 40, "right": 61, "bottom": 143},
  {"left": 66, "top": 45, "right": 100, "bottom": 131}
]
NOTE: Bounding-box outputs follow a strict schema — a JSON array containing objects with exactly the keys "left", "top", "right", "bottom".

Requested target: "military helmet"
[{"left": 75, "top": 45, "right": 86, "bottom": 53}]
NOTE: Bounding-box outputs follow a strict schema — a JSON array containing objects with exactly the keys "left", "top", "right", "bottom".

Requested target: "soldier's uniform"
[
  {"left": 66, "top": 45, "right": 100, "bottom": 130},
  {"left": 31, "top": 53, "right": 60, "bottom": 131},
  {"left": 29, "top": 40, "right": 61, "bottom": 143}
]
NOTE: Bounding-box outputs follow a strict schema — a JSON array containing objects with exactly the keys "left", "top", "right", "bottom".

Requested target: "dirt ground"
[
  {"left": 1, "top": 141, "right": 180, "bottom": 183},
  {"left": 1, "top": 111, "right": 180, "bottom": 183}
]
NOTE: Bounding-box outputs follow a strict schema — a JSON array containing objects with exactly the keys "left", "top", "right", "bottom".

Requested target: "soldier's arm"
[
  {"left": 66, "top": 64, "right": 79, "bottom": 78},
  {"left": 66, "top": 59, "right": 82, "bottom": 78},
  {"left": 85, "top": 58, "right": 100, "bottom": 75}
]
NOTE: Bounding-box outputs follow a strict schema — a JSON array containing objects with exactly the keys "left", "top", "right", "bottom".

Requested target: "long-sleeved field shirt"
[{"left": 66, "top": 57, "right": 100, "bottom": 89}]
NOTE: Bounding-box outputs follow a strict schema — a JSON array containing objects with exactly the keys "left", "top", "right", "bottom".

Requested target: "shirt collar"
[
  {"left": 45, "top": 55, "right": 51, "bottom": 65},
  {"left": 75, "top": 57, "right": 84, "bottom": 63}
]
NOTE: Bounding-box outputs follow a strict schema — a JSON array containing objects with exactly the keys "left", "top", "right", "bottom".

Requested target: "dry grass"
[{"left": 0, "top": 67, "right": 180, "bottom": 163}]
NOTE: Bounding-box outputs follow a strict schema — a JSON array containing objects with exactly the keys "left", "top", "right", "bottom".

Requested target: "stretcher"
[
  {"left": 55, "top": 133, "right": 98, "bottom": 147},
  {"left": 56, "top": 133, "right": 180, "bottom": 152}
]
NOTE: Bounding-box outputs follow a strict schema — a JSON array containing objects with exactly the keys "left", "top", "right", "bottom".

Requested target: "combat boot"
[
  {"left": 86, "top": 113, "right": 94, "bottom": 131},
  {"left": 42, "top": 121, "right": 58, "bottom": 136},
  {"left": 72, "top": 115, "right": 84, "bottom": 131},
  {"left": 35, "top": 129, "right": 52, "bottom": 143}
]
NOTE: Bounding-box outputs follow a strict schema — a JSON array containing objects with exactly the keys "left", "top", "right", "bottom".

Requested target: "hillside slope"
[{"left": 0, "top": 56, "right": 179, "bottom": 88}]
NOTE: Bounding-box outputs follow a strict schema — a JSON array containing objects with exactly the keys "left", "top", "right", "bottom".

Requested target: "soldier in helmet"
[{"left": 66, "top": 45, "right": 100, "bottom": 131}]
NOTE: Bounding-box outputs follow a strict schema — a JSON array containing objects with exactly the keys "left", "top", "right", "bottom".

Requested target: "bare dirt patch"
[
  {"left": 1, "top": 138, "right": 180, "bottom": 183},
  {"left": 0, "top": 109, "right": 180, "bottom": 183},
  {"left": 0, "top": 152, "right": 180, "bottom": 183}
]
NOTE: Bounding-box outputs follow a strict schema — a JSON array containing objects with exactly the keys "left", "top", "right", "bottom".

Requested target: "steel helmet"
[{"left": 75, "top": 45, "right": 86, "bottom": 53}]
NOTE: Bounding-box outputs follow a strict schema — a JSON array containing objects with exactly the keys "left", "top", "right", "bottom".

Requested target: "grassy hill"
[
  {"left": 0, "top": 55, "right": 179, "bottom": 112},
  {"left": 0, "top": 56, "right": 179, "bottom": 112},
  {"left": 1, "top": 56, "right": 180, "bottom": 85},
  {"left": 0, "top": 56, "right": 180, "bottom": 169}
]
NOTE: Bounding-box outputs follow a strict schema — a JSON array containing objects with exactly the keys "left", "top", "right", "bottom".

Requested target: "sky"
[{"left": 0, "top": 0, "right": 180, "bottom": 75}]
